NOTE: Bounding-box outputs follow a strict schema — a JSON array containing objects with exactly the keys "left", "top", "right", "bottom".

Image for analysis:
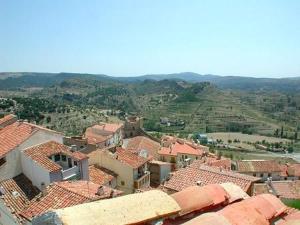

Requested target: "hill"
[{"left": 0, "top": 72, "right": 299, "bottom": 137}]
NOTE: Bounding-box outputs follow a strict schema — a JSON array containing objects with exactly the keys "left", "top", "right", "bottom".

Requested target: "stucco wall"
[
  {"left": 0, "top": 200, "right": 19, "bottom": 225},
  {"left": 21, "top": 153, "right": 51, "bottom": 190},
  {"left": 0, "top": 150, "right": 22, "bottom": 181},
  {"left": 89, "top": 150, "right": 134, "bottom": 194},
  {"left": 80, "top": 159, "right": 89, "bottom": 180}
]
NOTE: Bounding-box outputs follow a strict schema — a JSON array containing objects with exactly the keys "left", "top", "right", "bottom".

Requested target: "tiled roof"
[
  {"left": 115, "top": 147, "right": 149, "bottom": 169},
  {"left": 272, "top": 181, "right": 300, "bottom": 199},
  {"left": 20, "top": 180, "right": 122, "bottom": 220},
  {"left": 164, "top": 165, "right": 260, "bottom": 192},
  {"left": 84, "top": 127, "right": 110, "bottom": 144},
  {"left": 125, "top": 136, "right": 161, "bottom": 159},
  {"left": 93, "top": 123, "right": 123, "bottom": 133},
  {"left": 0, "top": 114, "right": 17, "bottom": 127},
  {"left": 0, "top": 121, "right": 38, "bottom": 158},
  {"left": 237, "top": 160, "right": 282, "bottom": 173},
  {"left": 287, "top": 164, "right": 300, "bottom": 177},
  {"left": 158, "top": 139, "right": 205, "bottom": 157},
  {"left": 190, "top": 157, "right": 231, "bottom": 170},
  {"left": 23, "top": 141, "right": 88, "bottom": 172},
  {"left": 89, "top": 165, "right": 117, "bottom": 185},
  {"left": 0, "top": 174, "right": 40, "bottom": 222}
]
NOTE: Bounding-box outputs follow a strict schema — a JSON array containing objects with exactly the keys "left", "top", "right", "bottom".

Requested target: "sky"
[{"left": 0, "top": 0, "right": 300, "bottom": 77}]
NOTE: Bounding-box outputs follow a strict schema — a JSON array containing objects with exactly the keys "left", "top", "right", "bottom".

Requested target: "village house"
[
  {"left": 0, "top": 175, "right": 122, "bottom": 225},
  {"left": 0, "top": 114, "right": 17, "bottom": 129},
  {"left": 148, "top": 160, "right": 173, "bottom": 185},
  {"left": 254, "top": 180, "right": 300, "bottom": 201},
  {"left": 158, "top": 136, "right": 208, "bottom": 168},
  {"left": 163, "top": 163, "right": 260, "bottom": 195},
  {"left": 123, "top": 135, "right": 161, "bottom": 160},
  {"left": 0, "top": 116, "right": 64, "bottom": 181},
  {"left": 21, "top": 141, "right": 89, "bottom": 190},
  {"left": 235, "top": 160, "right": 283, "bottom": 181},
  {"left": 84, "top": 123, "right": 123, "bottom": 150},
  {"left": 88, "top": 147, "right": 150, "bottom": 194},
  {"left": 123, "top": 116, "right": 143, "bottom": 138},
  {"left": 279, "top": 163, "right": 300, "bottom": 180}
]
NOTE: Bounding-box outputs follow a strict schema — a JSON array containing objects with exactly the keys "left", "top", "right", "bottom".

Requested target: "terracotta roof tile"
[
  {"left": 158, "top": 140, "right": 205, "bottom": 157},
  {"left": 23, "top": 141, "right": 88, "bottom": 172},
  {"left": 0, "top": 114, "right": 17, "bottom": 127},
  {"left": 115, "top": 147, "right": 149, "bottom": 169},
  {"left": 89, "top": 165, "right": 117, "bottom": 185},
  {"left": 164, "top": 165, "right": 260, "bottom": 192},
  {"left": 0, "top": 174, "right": 40, "bottom": 222},
  {"left": 20, "top": 180, "right": 122, "bottom": 220},
  {"left": 237, "top": 160, "right": 282, "bottom": 173},
  {"left": 272, "top": 181, "right": 300, "bottom": 199},
  {"left": 0, "top": 122, "right": 38, "bottom": 158},
  {"left": 125, "top": 136, "right": 161, "bottom": 159}
]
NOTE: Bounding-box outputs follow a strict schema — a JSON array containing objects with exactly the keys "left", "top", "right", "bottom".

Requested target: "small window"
[
  {"left": 253, "top": 173, "right": 256, "bottom": 177},
  {"left": 74, "top": 161, "right": 78, "bottom": 166},
  {"left": 260, "top": 173, "right": 264, "bottom": 177},
  {"left": 109, "top": 181, "right": 112, "bottom": 186},
  {"left": 0, "top": 157, "right": 6, "bottom": 167},
  {"left": 268, "top": 173, "right": 271, "bottom": 177},
  {"left": 121, "top": 181, "right": 125, "bottom": 186},
  {"left": 61, "top": 155, "right": 67, "bottom": 162},
  {"left": 54, "top": 154, "right": 60, "bottom": 162},
  {"left": 196, "top": 157, "right": 198, "bottom": 160}
]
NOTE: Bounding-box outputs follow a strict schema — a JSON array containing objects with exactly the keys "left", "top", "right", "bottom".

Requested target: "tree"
[
  {"left": 46, "top": 116, "right": 51, "bottom": 123},
  {"left": 288, "top": 146, "right": 294, "bottom": 153},
  {"left": 280, "top": 126, "right": 284, "bottom": 138},
  {"left": 274, "top": 129, "right": 279, "bottom": 137}
]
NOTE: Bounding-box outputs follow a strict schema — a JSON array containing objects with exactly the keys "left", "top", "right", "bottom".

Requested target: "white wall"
[
  {"left": 0, "top": 150, "right": 22, "bottom": 181},
  {"left": 21, "top": 154, "right": 51, "bottom": 190},
  {"left": 0, "top": 201, "right": 19, "bottom": 225}
]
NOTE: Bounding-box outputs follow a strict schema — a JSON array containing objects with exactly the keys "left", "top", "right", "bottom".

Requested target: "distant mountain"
[{"left": 1, "top": 72, "right": 300, "bottom": 92}]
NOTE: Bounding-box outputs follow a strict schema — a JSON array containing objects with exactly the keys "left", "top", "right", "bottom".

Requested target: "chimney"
[
  {"left": 97, "top": 186, "right": 105, "bottom": 196},
  {"left": 40, "top": 182, "right": 47, "bottom": 196},
  {"left": 196, "top": 181, "right": 202, "bottom": 186}
]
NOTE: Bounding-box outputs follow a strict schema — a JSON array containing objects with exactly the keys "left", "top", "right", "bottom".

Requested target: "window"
[
  {"left": 61, "top": 155, "right": 67, "bottom": 162},
  {"left": 260, "top": 173, "right": 264, "bottom": 177},
  {"left": 54, "top": 154, "right": 60, "bottom": 162},
  {"left": 109, "top": 181, "right": 112, "bottom": 186},
  {"left": 0, "top": 157, "right": 6, "bottom": 167},
  {"left": 268, "top": 173, "right": 271, "bottom": 177},
  {"left": 196, "top": 157, "right": 198, "bottom": 160},
  {"left": 253, "top": 173, "right": 256, "bottom": 177},
  {"left": 121, "top": 181, "right": 125, "bottom": 186},
  {"left": 74, "top": 161, "right": 77, "bottom": 166}
]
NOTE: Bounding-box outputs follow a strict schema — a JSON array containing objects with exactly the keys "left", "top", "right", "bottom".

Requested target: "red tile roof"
[
  {"left": 0, "top": 121, "right": 38, "bottom": 158},
  {"left": 191, "top": 157, "right": 231, "bottom": 170},
  {"left": 287, "top": 164, "right": 300, "bottom": 177},
  {"left": 0, "top": 114, "right": 17, "bottom": 128},
  {"left": 89, "top": 165, "right": 117, "bottom": 185},
  {"left": 115, "top": 147, "right": 149, "bottom": 169},
  {"left": 272, "top": 181, "right": 300, "bottom": 199},
  {"left": 0, "top": 174, "right": 40, "bottom": 222},
  {"left": 164, "top": 165, "right": 260, "bottom": 192},
  {"left": 20, "top": 180, "right": 122, "bottom": 220},
  {"left": 23, "top": 141, "right": 88, "bottom": 172},
  {"left": 125, "top": 136, "right": 161, "bottom": 159},
  {"left": 158, "top": 140, "right": 205, "bottom": 157},
  {"left": 237, "top": 160, "right": 282, "bottom": 173},
  {"left": 94, "top": 123, "right": 123, "bottom": 133},
  {"left": 0, "top": 121, "right": 62, "bottom": 158},
  {"left": 84, "top": 127, "right": 110, "bottom": 145}
]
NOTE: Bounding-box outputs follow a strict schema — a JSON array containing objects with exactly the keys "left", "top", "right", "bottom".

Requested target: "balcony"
[
  {"left": 134, "top": 171, "right": 150, "bottom": 189},
  {"left": 62, "top": 166, "right": 80, "bottom": 180}
]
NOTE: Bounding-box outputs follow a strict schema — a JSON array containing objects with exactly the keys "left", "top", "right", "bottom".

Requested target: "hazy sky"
[{"left": 0, "top": 0, "right": 299, "bottom": 77}]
